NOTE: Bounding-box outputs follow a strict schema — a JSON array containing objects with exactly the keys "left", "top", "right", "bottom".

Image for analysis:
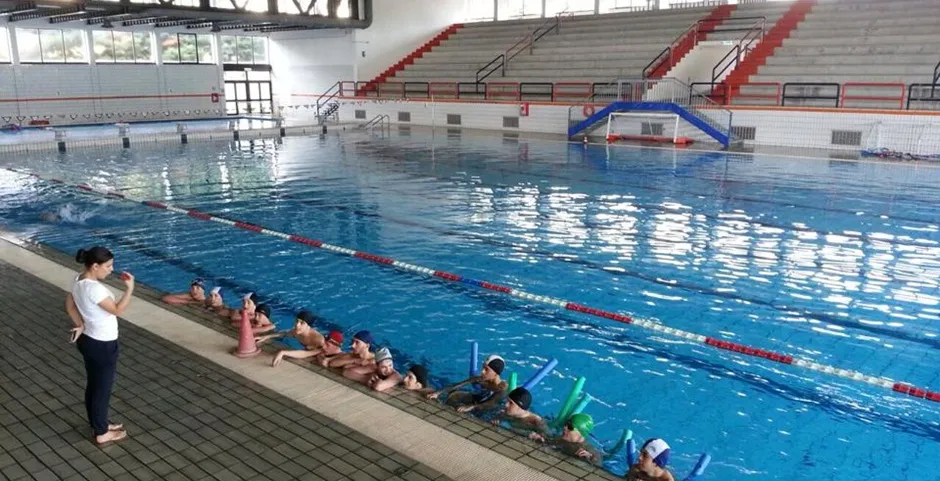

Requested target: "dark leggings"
[{"left": 77, "top": 335, "right": 119, "bottom": 436}]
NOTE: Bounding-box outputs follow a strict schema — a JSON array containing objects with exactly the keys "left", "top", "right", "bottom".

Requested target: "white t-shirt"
[{"left": 72, "top": 275, "right": 119, "bottom": 341}]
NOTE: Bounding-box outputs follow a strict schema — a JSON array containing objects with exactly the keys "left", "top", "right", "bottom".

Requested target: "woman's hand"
[
  {"left": 529, "top": 433, "right": 545, "bottom": 443},
  {"left": 456, "top": 405, "right": 476, "bottom": 413},
  {"left": 120, "top": 272, "right": 135, "bottom": 289},
  {"left": 69, "top": 325, "right": 83, "bottom": 343},
  {"left": 427, "top": 391, "right": 441, "bottom": 400}
]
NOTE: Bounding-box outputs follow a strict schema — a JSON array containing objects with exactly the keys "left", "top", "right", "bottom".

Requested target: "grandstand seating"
[
  {"left": 741, "top": 0, "right": 940, "bottom": 108},
  {"left": 391, "top": 7, "right": 713, "bottom": 84},
  {"left": 361, "top": 0, "right": 940, "bottom": 111}
]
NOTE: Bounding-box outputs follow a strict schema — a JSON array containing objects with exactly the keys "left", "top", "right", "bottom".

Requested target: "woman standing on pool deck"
[{"left": 65, "top": 246, "right": 133, "bottom": 445}]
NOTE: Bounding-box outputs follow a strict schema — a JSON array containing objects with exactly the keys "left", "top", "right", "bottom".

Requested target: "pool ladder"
[{"left": 359, "top": 114, "right": 391, "bottom": 136}]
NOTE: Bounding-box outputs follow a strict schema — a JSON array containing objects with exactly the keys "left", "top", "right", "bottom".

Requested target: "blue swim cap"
[
  {"left": 641, "top": 438, "right": 671, "bottom": 468},
  {"left": 353, "top": 330, "right": 374, "bottom": 348}
]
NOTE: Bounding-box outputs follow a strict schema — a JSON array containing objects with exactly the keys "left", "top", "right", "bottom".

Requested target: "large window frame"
[
  {"left": 220, "top": 35, "right": 268, "bottom": 65},
  {"left": 16, "top": 28, "right": 88, "bottom": 64},
  {"left": 159, "top": 32, "right": 215, "bottom": 65},
  {"left": 0, "top": 28, "right": 11, "bottom": 63},
  {"left": 93, "top": 30, "right": 154, "bottom": 64}
]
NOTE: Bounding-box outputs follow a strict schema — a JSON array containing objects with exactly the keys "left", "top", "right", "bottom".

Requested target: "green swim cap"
[{"left": 568, "top": 413, "right": 594, "bottom": 436}]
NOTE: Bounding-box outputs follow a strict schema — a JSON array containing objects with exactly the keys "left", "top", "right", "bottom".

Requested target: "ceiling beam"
[
  {"left": 154, "top": 18, "right": 208, "bottom": 28},
  {"left": 10, "top": 4, "right": 81, "bottom": 22},
  {"left": 0, "top": 3, "right": 36, "bottom": 17}
]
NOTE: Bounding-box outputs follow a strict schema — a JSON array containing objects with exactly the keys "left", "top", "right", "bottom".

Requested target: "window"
[
  {"left": 220, "top": 36, "right": 268, "bottom": 65},
  {"left": 0, "top": 28, "right": 10, "bottom": 63},
  {"left": 545, "top": 0, "right": 597, "bottom": 15},
  {"left": 211, "top": 0, "right": 268, "bottom": 12},
  {"left": 160, "top": 33, "right": 214, "bottom": 64},
  {"left": 497, "top": 0, "right": 542, "bottom": 19},
  {"left": 465, "top": 0, "right": 495, "bottom": 20},
  {"left": 16, "top": 28, "right": 87, "bottom": 63},
  {"left": 599, "top": 0, "right": 651, "bottom": 13},
  {"left": 93, "top": 31, "right": 153, "bottom": 63}
]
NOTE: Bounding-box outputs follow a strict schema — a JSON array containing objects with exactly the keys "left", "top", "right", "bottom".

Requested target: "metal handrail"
[
  {"left": 643, "top": 21, "right": 700, "bottom": 79},
  {"left": 643, "top": 16, "right": 766, "bottom": 80},
  {"left": 475, "top": 12, "right": 567, "bottom": 83},
  {"left": 316, "top": 81, "right": 342, "bottom": 114},
  {"left": 359, "top": 114, "right": 390, "bottom": 132},
  {"left": 711, "top": 19, "right": 765, "bottom": 86},
  {"left": 933, "top": 60, "right": 940, "bottom": 96},
  {"left": 475, "top": 55, "right": 504, "bottom": 83},
  {"left": 907, "top": 83, "right": 940, "bottom": 110}
]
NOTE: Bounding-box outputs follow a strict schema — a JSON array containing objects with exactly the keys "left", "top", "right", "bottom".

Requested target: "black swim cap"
[
  {"left": 508, "top": 387, "right": 532, "bottom": 410},
  {"left": 409, "top": 365, "right": 429, "bottom": 387}
]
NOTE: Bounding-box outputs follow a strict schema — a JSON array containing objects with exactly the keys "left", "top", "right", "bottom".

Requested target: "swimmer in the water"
[
  {"left": 203, "top": 287, "right": 231, "bottom": 318},
  {"left": 309, "top": 331, "right": 345, "bottom": 365},
  {"left": 531, "top": 413, "right": 604, "bottom": 465},
  {"left": 345, "top": 347, "right": 401, "bottom": 392},
  {"left": 427, "top": 355, "right": 508, "bottom": 414},
  {"left": 401, "top": 365, "right": 432, "bottom": 394},
  {"left": 625, "top": 438, "right": 675, "bottom": 481},
  {"left": 490, "top": 387, "right": 548, "bottom": 440},
  {"left": 161, "top": 278, "right": 206, "bottom": 305},
  {"left": 39, "top": 212, "right": 62, "bottom": 223},
  {"left": 320, "top": 330, "right": 373, "bottom": 369},
  {"left": 265, "top": 311, "right": 327, "bottom": 366}
]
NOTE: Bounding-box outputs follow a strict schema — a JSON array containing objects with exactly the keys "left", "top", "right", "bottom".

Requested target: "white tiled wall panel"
[
  {"left": 0, "top": 64, "right": 222, "bottom": 124},
  {"left": 291, "top": 98, "right": 940, "bottom": 155}
]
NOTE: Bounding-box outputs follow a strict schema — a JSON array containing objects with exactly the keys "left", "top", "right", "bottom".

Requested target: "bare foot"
[
  {"left": 95, "top": 429, "right": 128, "bottom": 446},
  {"left": 108, "top": 423, "right": 124, "bottom": 431}
]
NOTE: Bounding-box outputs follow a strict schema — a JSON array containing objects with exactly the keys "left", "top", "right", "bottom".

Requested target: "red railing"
[
  {"left": 840, "top": 82, "right": 905, "bottom": 110},
  {"left": 727, "top": 82, "right": 781, "bottom": 106},
  {"left": 339, "top": 81, "right": 357, "bottom": 96},
  {"left": 486, "top": 82, "right": 521, "bottom": 100},
  {"left": 295, "top": 79, "right": 938, "bottom": 112},
  {"left": 552, "top": 82, "right": 592, "bottom": 102},
  {"left": 430, "top": 82, "right": 459, "bottom": 98},
  {"left": 377, "top": 81, "right": 406, "bottom": 98}
]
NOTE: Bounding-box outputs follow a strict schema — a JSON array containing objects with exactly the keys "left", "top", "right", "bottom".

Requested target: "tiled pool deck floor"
[{"left": 0, "top": 239, "right": 622, "bottom": 481}]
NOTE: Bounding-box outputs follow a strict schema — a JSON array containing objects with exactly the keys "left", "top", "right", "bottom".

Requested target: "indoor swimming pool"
[{"left": 0, "top": 130, "right": 937, "bottom": 481}]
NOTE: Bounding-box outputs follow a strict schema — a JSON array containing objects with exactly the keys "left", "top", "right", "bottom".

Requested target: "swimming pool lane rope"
[{"left": 13, "top": 168, "right": 939, "bottom": 405}]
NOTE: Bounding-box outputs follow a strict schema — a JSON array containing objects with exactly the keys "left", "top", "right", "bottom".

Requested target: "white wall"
[
  {"left": 354, "top": 0, "right": 466, "bottom": 82},
  {"left": 284, "top": 97, "right": 940, "bottom": 155},
  {"left": 270, "top": 29, "right": 357, "bottom": 108},
  {"left": 270, "top": 0, "right": 466, "bottom": 104},
  {"left": 0, "top": 22, "right": 226, "bottom": 123}
]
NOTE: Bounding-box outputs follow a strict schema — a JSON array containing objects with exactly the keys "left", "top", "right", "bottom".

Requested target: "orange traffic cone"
[{"left": 232, "top": 307, "right": 260, "bottom": 358}]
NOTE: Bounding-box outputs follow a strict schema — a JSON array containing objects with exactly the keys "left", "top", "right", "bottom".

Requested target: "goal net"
[{"left": 605, "top": 112, "right": 695, "bottom": 145}]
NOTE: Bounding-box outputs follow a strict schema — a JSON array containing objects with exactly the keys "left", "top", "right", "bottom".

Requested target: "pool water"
[{"left": 0, "top": 131, "right": 938, "bottom": 481}]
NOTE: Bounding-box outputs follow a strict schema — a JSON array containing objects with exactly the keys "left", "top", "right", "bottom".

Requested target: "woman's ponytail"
[{"left": 76, "top": 246, "right": 113, "bottom": 268}]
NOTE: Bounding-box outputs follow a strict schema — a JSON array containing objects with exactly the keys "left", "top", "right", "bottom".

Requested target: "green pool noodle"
[
  {"left": 553, "top": 376, "right": 586, "bottom": 428},
  {"left": 606, "top": 429, "right": 633, "bottom": 456},
  {"left": 572, "top": 393, "right": 593, "bottom": 415},
  {"left": 508, "top": 372, "right": 518, "bottom": 392}
]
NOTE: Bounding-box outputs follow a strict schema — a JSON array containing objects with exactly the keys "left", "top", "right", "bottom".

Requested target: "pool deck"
[{"left": 0, "top": 238, "right": 619, "bottom": 481}]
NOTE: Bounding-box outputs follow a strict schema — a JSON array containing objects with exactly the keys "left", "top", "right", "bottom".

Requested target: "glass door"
[{"left": 223, "top": 70, "right": 273, "bottom": 116}]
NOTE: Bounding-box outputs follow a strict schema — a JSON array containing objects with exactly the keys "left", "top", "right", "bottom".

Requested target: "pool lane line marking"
[{"left": 11, "top": 168, "right": 940, "bottom": 405}]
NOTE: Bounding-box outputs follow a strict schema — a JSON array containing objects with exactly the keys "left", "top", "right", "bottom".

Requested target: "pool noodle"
[
  {"left": 521, "top": 358, "right": 558, "bottom": 391},
  {"left": 605, "top": 429, "right": 632, "bottom": 456},
  {"left": 552, "top": 376, "right": 585, "bottom": 428},
  {"left": 571, "top": 393, "right": 592, "bottom": 415},
  {"left": 626, "top": 438, "right": 637, "bottom": 466},
  {"left": 470, "top": 341, "right": 479, "bottom": 377},
  {"left": 682, "top": 453, "right": 711, "bottom": 481},
  {"left": 508, "top": 372, "right": 518, "bottom": 392}
]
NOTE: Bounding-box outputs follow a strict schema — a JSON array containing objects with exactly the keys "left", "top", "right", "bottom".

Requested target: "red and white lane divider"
[{"left": 13, "top": 168, "right": 940, "bottom": 404}]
